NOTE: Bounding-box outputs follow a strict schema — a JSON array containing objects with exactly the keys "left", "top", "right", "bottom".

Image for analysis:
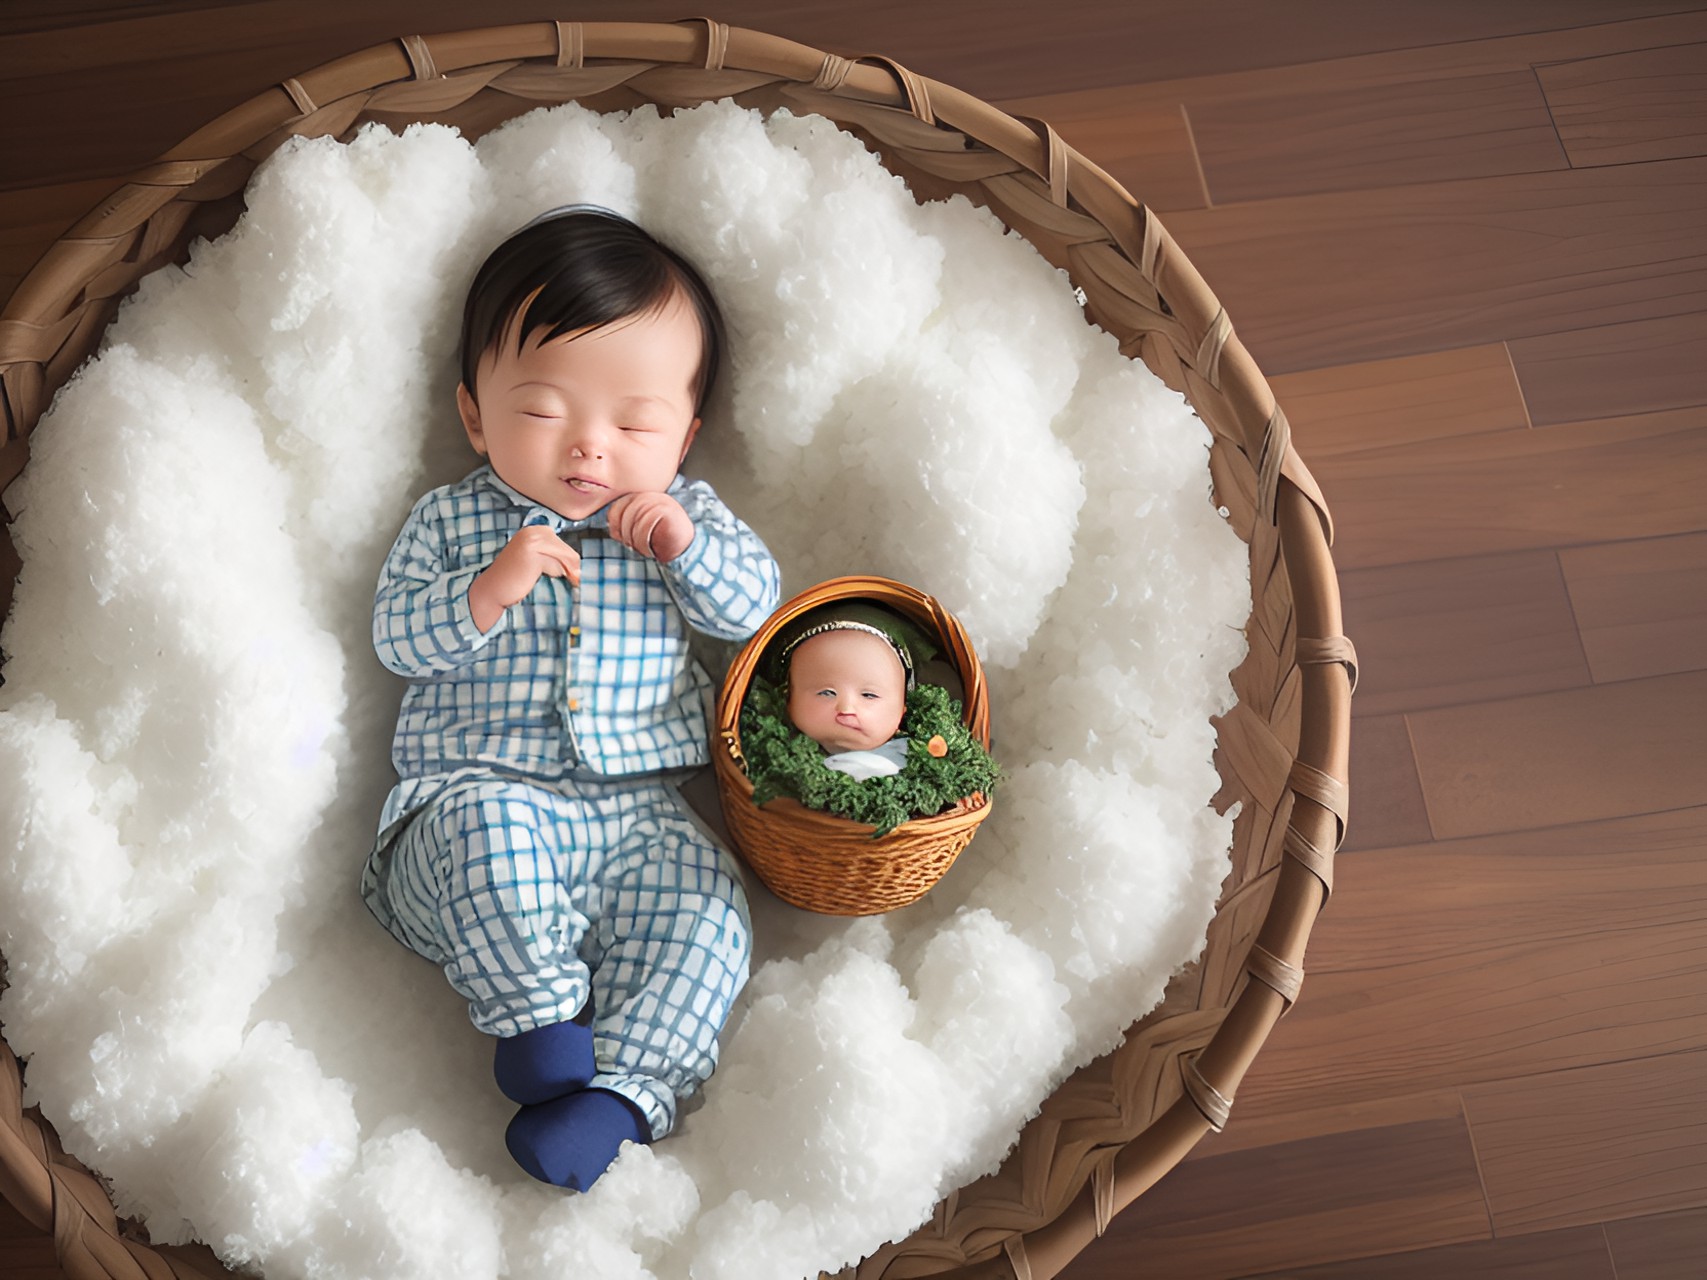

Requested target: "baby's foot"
[
  {"left": 493, "top": 1019, "right": 595, "bottom": 1104},
  {"left": 505, "top": 1088, "right": 650, "bottom": 1191}
]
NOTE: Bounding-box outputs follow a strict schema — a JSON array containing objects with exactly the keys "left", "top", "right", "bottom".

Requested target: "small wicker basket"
[{"left": 713, "top": 575, "right": 994, "bottom": 916}]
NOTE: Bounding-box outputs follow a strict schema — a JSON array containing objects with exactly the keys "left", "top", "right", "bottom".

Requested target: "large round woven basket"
[
  {"left": 0, "top": 19, "right": 1354, "bottom": 1280},
  {"left": 712, "top": 574, "right": 995, "bottom": 917}
]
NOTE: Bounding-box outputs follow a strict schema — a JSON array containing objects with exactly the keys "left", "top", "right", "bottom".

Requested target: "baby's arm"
[
  {"left": 372, "top": 492, "right": 507, "bottom": 676},
  {"left": 652, "top": 480, "right": 782, "bottom": 641}
]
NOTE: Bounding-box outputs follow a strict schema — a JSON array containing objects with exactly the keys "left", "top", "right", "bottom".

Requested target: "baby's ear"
[
  {"left": 457, "top": 383, "right": 487, "bottom": 455},
  {"left": 679, "top": 416, "right": 702, "bottom": 463}
]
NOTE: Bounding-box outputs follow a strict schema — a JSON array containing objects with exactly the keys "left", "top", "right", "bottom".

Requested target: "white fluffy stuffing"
[{"left": 0, "top": 101, "right": 1248, "bottom": 1280}]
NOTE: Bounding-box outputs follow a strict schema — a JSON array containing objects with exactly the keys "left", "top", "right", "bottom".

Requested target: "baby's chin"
[
  {"left": 495, "top": 471, "right": 626, "bottom": 521},
  {"left": 814, "top": 730, "right": 893, "bottom": 754},
  {"left": 541, "top": 484, "right": 621, "bottom": 521}
]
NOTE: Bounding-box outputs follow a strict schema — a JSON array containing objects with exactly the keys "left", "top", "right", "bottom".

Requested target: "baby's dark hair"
[{"left": 459, "top": 209, "right": 725, "bottom": 415}]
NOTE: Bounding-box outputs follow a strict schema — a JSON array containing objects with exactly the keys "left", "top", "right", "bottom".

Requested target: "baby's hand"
[
  {"left": 468, "top": 525, "right": 582, "bottom": 632},
  {"left": 606, "top": 492, "right": 695, "bottom": 562}
]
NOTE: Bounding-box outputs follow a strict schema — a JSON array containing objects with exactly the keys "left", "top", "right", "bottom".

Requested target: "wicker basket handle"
[{"left": 713, "top": 575, "right": 992, "bottom": 760}]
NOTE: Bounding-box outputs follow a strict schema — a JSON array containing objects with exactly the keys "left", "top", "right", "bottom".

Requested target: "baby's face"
[
  {"left": 786, "top": 629, "right": 907, "bottom": 754},
  {"left": 457, "top": 288, "right": 703, "bottom": 520}
]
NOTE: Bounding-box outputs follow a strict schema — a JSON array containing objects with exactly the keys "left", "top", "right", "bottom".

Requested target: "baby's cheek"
[{"left": 784, "top": 693, "right": 812, "bottom": 737}]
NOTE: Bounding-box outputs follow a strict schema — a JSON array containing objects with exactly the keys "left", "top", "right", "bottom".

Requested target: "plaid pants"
[{"left": 372, "top": 774, "right": 751, "bottom": 1139}]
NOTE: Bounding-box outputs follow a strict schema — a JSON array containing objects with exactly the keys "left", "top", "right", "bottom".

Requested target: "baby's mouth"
[{"left": 564, "top": 476, "right": 605, "bottom": 493}]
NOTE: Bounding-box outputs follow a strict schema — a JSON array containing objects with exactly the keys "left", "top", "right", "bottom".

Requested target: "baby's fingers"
[
  {"left": 538, "top": 540, "right": 582, "bottom": 585},
  {"left": 609, "top": 496, "right": 657, "bottom": 555},
  {"left": 632, "top": 509, "right": 667, "bottom": 555},
  {"left": 602, "top": 496, "right": 632, "bottom": 543}
]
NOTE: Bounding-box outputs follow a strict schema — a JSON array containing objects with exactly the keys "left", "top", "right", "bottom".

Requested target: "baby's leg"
[
  {"left": 581, "top": 782, "right": 753, "bottom": 1140},
  {"left": 386, "top": 778, "right": 596, "bottom": 1056}
]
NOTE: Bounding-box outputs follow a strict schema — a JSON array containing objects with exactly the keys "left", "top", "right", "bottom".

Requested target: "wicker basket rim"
[
  {"left": 714, "top": 572, "right": 991, "bottom": 757},
  {"left": 715, "top": 749, "right": 992, "bottom": 838}
]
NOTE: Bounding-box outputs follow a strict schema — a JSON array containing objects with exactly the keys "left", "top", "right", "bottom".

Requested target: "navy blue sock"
[
  {"left": 505, "top": 1088, "right": 651, "bottom": 1191},
  {"left": 493, "top": 1020, "right": 596, "bottom": 1105}
]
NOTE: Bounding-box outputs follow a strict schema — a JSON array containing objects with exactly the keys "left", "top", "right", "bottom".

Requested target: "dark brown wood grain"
[
  {"left": 1536, "top": 41, "right": 1707, "bottom": 168},
  {"left": 1094, "top": 1113, "right": 1490, "bottom": 1279},
  {"left": 1165, "top": 159, "right": 1707, "bottom": 375},
  {"left": 1338, "top": 713, "right": 1431, "bottom": 852},
  {"left": 1604, "top": 1207, "right": 1707, "bottom": 1280},
  {"left": 1560, "top": 532, "right": 1707, "bottom": 684},
  {"left": 1267, "top": 343, "right": 1530, "bottom": 458},
  {"left": 1509, "top": 311, "right": 1707, "bottom": 428},
  {"left": 1465, "top": 1050, "right": 1707, "bottom": 1235},
  {"left": 1407, "top": 670, "right": 1707, "bottom": 838},
  {"left": 1312, "top": 406, "right": 1707, "bottom": 571},
  {"left": 1245, "top": 1225, "right": 1619, "bottom": 1280},
  {"left": 1233, "top": 811, "right": 1707, "bottom": 1118},
  {"left": 1186, "top": 68, "right": 1568, "bottom": 204},
  {"left": 1337, "top": 549, "right": 1591, "bottom": 716},
  {"left": 1302, "top": 807, "right": 1707, "bottom": 975}
]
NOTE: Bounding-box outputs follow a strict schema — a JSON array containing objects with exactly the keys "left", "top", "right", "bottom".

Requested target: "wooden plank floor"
[{"left": 2, "top": 4, "right": 1704, "bottom": 1279}]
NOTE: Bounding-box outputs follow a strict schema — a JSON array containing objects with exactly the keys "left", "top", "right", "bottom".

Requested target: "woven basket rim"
[
  {"left": 0, "top": 19, "right": 1353, "bottom": 1280},
  {"left": 716, "top": 755, "right": 993, "bottom": 842},
  {"left": 714, "top": 572, "right": 992, "bottom": 755}
]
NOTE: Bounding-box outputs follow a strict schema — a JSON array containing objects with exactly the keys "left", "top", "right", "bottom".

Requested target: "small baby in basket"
[{"left": 739, "top": 601, "right": 1000, "bottom": 838}]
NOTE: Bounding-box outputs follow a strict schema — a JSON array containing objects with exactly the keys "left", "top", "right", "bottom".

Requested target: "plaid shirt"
[{"left": 373, "top": 465, "right": 780, "bottom": 827}]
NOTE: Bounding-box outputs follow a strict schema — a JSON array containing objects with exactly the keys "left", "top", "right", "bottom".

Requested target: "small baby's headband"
[{"left": 781, "top": 619, "right": 916, "bottom": 691}]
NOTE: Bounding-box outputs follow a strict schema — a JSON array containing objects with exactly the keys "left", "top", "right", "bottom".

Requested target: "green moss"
[{"left": 739, "top": 677, "right": 1000, "bottom": 838}]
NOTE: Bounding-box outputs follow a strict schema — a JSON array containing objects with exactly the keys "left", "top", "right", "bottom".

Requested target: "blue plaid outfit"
[{"left": 361, "top": 465, "right": 780, "bottom": 1138}]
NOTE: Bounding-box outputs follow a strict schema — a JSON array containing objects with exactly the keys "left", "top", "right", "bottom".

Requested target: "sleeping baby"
[{"left": 360, "top": 205, "right": 780, "bottom": 1192}]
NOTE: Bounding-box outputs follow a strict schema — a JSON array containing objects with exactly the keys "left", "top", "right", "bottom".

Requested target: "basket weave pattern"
[
  {"left": 711, "top": 575, "right": 994, "bottom": 916},
  {"left": 0, "top": 20, "right": 1354, "bottom": 1280}
]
